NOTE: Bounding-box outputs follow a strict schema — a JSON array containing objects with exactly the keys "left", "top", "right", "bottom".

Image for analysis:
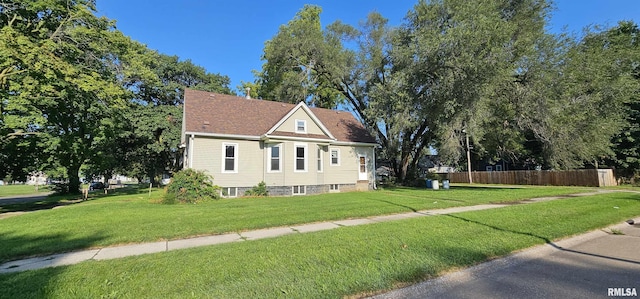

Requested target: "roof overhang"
[
  {"left": 185, "top": 131, "right": 261, "bottom": 141},
  {"left": 332, "top": 141, "right": 378, "bottom": 147},
  {"left": 261, "top": 134, "right": 335, "bottom": 144}
]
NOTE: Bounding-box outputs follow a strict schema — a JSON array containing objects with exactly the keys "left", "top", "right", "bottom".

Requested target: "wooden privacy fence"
[{"left": 444, "top": 169, "right": 616, "bottom": 187}]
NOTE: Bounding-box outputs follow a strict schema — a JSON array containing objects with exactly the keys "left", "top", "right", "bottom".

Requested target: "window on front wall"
[
  {"left": 269, "top": 145, "right": 281, "bottom": 172},
  {"left": 295, "top": 119, "right": 307, "bottom": 133},
  {"left": 295, "top": 144, "right": 307, "bottom": 172},
  {"left": 223, "top": 143, "right": 238, "bottom": 172},
  {"left": 330, "top": 148, "right": 340, "bottom": 166}
]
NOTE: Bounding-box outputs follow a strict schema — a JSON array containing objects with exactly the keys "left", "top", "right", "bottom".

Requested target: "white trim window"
[
  {"left": 330, "top": 148, "right": 340, "bottom": 166},
  {"left": 317, "top": 146, "right": 323, "bottom": 172},
  {"left": 292, "top": 185, "right": 306, "bottom": 195},
  {"left": 221, "top": 187, "right": 237, "bottom": 198},
  {"left": 295, "top": 119, "right": 307, "bottom": 133},
  {"left": 294, "top": 143, "right": 308, "bottom": 172},
  {"left": 222, "top": 143, "right": 238, "bottom": 173},
  {"left": 268, "top": 144, "right": 281, "bottom": 172},
  {"left": 329, "top": 184, "right": 339, "bottom": 192}
]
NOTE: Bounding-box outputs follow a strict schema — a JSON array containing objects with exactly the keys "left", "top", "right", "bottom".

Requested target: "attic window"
[{"left": 295, "top": 119, "right": 307, "bottom": 133}]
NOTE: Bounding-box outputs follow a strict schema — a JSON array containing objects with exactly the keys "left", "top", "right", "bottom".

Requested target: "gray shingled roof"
[{"left": 183, "top": 89, "right": 376, "bottom": 144}]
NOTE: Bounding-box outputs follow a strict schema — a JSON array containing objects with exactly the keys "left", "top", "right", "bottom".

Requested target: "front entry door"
[{"left": 358, "top": 155, "right": 367, "bottom": 180}]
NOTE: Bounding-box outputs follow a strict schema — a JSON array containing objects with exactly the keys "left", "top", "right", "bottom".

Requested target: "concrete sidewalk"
[
  {"left": 0, "top": 190, "right": 626, "bottom": 274},
  {"left": 0, "top": 203, "right": 509, "bottom": 273}
]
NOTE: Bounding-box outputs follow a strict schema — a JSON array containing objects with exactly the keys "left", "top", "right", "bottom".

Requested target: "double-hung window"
[
  {"left": 330, "top": 148, "right": 340, "bottom": 166},
  {"left": 268, "top": 144, "right": 281, "bottom": 172},
  {"left": 294, "top": 143, "right": 307, "bottom": 172},
  {"left": 222, "top": 143, "right": 238, "bottom": 173}
]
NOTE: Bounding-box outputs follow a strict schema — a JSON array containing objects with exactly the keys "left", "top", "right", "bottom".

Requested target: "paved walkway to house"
[{"left": 0, "top": 190, "right": 632, "bottom": 274}]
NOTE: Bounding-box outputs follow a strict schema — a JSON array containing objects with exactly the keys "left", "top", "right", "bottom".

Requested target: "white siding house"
[{"left": 182, "top": 89, "right": 377, "bottom": 196}]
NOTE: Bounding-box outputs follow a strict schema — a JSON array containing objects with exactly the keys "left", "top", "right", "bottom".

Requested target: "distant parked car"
[{"left": 90, "top": 182, "right": 106, "bottom": 190}]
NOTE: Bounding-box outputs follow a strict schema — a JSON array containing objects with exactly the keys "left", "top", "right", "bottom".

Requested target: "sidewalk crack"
[{"left": 91, "top": 249, "right": 101, "bottom": 260}]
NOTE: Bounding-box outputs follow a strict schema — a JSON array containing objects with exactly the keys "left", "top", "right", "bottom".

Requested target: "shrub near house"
[{"left": 163, "top": 169, "right": 220, "bottom": 204}]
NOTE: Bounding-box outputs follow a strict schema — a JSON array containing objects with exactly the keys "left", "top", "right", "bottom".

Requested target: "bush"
[
  {"left": 51, "top": 182, "right": 69, "bottom": 195},
  {"left": 163, "top": 169, "right": 220, "bottom": 204},
  {"left": 245, "top": 181, "right": 269, "bottom": 197}
]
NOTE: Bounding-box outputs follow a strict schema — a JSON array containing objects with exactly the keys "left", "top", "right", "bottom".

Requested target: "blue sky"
[{"left": 96, "top": 1, "right": 640, "bottom": 95}]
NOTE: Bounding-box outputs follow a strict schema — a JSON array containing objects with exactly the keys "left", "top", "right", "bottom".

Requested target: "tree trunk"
[
  {"left": 148, "top": 170, "right": 158, "bottom": 187},
  {"left": 66, "top": 163, "right": 82, "bottom": 194},
  {"left": 398, "top": 154, "right": 412, "bottom": 183}
]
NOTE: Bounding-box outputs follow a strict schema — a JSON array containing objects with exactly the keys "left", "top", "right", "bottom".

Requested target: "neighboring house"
[
  {"left": 182, "top": 89, "right": 378, "bottom": 197},
  {"left": 26, "top": 172, "right": 47, "bottom": 186},
  {"left": 417, "top": 155, "right": 455, "bottom": 175}
]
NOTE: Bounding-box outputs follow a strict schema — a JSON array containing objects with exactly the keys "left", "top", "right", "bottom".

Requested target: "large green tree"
[
  {"left": 477, "top": 21, "right": 639, "bottom": 172},
  {"left": 0, "top": 0, "right": 132, "bottom": 192},
  {"left": 255, "top": 0, "right": 552, "bottom": 182},
  {"left": 1, "top": 1, "right": 232, "bottom": 192},
  {"left": 85, "top": 51, "right": 233, "bottom": 185},
  {"left": 253, "top": 5, "right": 344, "bottom": 108},
  {"left": 588, "top": 21, "right": 640, "bottom": 178}
]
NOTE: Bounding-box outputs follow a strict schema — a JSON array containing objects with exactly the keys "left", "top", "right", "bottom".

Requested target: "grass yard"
[
  {"left": 0, "top": 185, "right": 51, "bottom": 197},
  {"left": 0, "top": 185, "right": 591, "bottom": 263},
  {"left": 0, "top": 191, "right": 638, "bottom": 298}
]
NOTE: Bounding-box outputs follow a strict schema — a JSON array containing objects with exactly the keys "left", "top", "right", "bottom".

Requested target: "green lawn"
[
  {"left": 0, "top": 185, "right": 51, "bottom": 197},
  {"left": 0, "top": 191, "right": 638, "bottom": 298},
  {"left": 0, "top": 185, "right": 591, "bottom": 263}
]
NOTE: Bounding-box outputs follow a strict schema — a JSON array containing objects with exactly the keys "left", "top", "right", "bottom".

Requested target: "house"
[{"left": 181, "top": 89, "right": 378, "bottom": 197}]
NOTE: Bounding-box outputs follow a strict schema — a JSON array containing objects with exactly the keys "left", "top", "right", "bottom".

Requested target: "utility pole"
[{"left": 463, "top": 128, "right": 472, "bottom": 184}]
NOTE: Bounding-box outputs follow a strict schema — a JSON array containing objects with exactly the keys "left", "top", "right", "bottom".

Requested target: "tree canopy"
[
  {"left": 253, "top": 1, "right": 640, "bottom": 182},
  {"left": 2, "top": 0, "right": 639, "bottom": 190},
  {"left": 0, "top": 0, "right": 232, "bottom": 192}
]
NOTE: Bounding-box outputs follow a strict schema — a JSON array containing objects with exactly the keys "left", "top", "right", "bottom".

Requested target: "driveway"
[{"left": 373, "top": 218, "right": 640, "bottom": 299}]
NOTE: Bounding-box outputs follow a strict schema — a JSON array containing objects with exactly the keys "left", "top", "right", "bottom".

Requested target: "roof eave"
[
  {"left": 185, "top": 131, "right": 262, "bottom": 141},
  {"left": 331, "top": 141, "right": 378, "bottom": 147},
  {"left": 261, "top": 134, "right": 336, "bottom": 144}
]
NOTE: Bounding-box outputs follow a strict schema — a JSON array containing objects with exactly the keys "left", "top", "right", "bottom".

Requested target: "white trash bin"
[{"left": 432, "top": 179, "right": 439, "bottom": 190}]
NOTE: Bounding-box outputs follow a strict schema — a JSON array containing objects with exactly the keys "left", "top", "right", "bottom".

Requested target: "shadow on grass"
[
  {"left": 0, "top": 230, "right": 108, "bottom": 264},
  {"left": 445, "top": 214, "right": 640, "bottom": 266},
  {"left": 380, "top": 185, "right": 525, "bottom": 193},
  {"left": 370, "top": 198, "right": 419, "bottom": 212},
  {"left": 0, "top": 231, "right": 108, "bottom": 298},
  {"left": 0, "top": 267, "right": 65, "bottom": 298},
  {"left": 0, "top": 185, "right": 154, "bottom": 215}
]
